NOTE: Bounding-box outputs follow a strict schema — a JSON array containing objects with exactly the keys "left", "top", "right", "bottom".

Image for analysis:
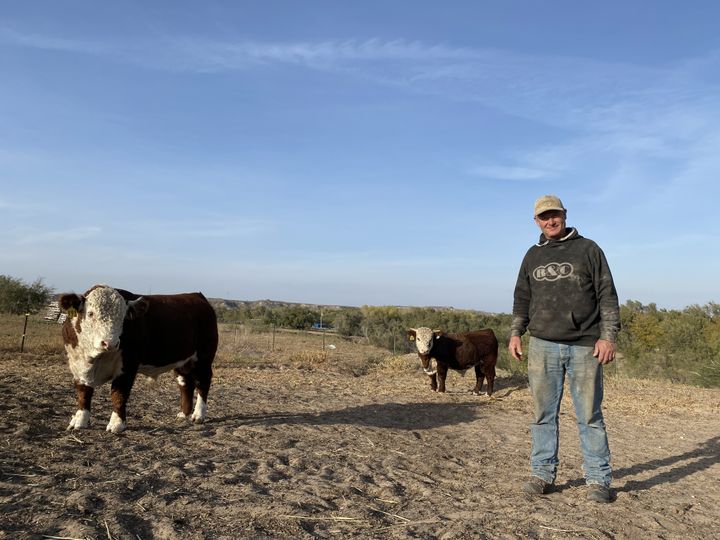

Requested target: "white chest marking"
[{"left": 66, "top": 344, "right": 123, "bottom": 388}]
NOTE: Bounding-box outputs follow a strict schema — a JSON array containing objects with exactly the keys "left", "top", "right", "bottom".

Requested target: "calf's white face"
[
  {"left": 409, "top": 327, "right": 439, "bottom": 375},
  {"left": 413, "top": 327, "right": 436, "bottom": 354}
]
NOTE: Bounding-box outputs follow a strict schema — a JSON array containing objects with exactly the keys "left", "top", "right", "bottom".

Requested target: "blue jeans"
[{"left": 527, "top": 337, "right": 612, "bottom": 487}]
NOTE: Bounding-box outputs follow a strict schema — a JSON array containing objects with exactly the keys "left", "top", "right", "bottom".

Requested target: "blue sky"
[{"left": 2, "top": 1, "right": 719, "bottom": 312}]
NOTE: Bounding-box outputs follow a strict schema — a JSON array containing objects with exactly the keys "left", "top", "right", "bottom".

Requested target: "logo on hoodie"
[{"left": 533, "top": 262, "right": 574, "bottom": 281}]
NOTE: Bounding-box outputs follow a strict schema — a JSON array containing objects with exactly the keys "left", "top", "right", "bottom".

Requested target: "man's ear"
[{"left": 126, "top": 297, "right": 150, "bottom": 320}]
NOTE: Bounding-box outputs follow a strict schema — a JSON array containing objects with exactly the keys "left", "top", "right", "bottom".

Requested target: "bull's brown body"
[{"left": 60, "top": 285, "right": 218, "bottom": 433}]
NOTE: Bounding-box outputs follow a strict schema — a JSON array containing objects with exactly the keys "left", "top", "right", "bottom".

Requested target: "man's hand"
[
  {"left": 509, "top": 336, "right": 524, "bottom": 361},
  {"left": 593, "top": 339, "right": 616, "bottom": 365}
]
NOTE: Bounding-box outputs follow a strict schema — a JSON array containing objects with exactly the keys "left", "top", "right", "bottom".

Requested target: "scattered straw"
[
  {"left": 539, "top": 525, "right": 596, "bottom": 533},
  {"left": 367, "top": 506, "right": 411, "bottom": 522},
  {"left": 69, "top": 434, "right": 84, "bottom": 444},
  {"left": 278, "top": 514, "right": 363, "bottom": 522}
]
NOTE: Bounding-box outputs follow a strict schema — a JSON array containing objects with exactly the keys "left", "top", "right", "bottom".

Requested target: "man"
[{"left": 508, "top": 195, "right": 620, "bottom": 504}]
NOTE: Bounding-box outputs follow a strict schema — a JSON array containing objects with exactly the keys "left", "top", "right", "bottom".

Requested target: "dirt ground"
[{"left": 1, "top": 326, "right": 720, "bottom": 539}]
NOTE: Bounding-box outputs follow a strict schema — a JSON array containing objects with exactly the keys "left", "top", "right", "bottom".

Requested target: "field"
[{"left": 1, "top": 315, "right": 719, "bottom": 539}]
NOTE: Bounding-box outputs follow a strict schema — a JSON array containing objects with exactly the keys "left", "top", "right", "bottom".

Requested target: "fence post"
[
  {"left": 20, "top": 313, "right": 29, "bottom": 353},
  {"left": 321, "top": 309, "right": 325, "bottom": 350}
]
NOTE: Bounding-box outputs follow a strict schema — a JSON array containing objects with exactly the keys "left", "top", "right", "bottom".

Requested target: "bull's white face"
[
  {"left": 413, "top": 327, "right": 435, "bottom": 354},
  {"left": 65, "top": 287, "right": 129, "bottom": 387},
  {"left": 79, "top": 287, "right": 128, "bottom": 353}
]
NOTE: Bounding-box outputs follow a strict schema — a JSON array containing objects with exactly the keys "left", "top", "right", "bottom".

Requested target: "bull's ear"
[
  {"left": 434, "top": 330, "right": 444, "bottom": 338},
  {"left": 407, "top": 329, "right": 417, "bottom": 341},
  {"left": 126, "top": 297, "right": 150, "bottom": 320},
  {"left": 59, "top": 294, "right": 82, "bottom": 312}
]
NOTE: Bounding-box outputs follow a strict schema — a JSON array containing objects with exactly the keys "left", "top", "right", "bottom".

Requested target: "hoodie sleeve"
[
  {"left": 593, "top": 245, "right": 621, "bottom": 342},
  {"left": 510, "top": 251, "right": 532, "bottom": 337}
]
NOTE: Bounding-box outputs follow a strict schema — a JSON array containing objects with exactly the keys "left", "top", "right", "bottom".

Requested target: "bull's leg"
[
  {"left": 437, "top": 365, "right": 449, "bottom": 392},
  {"left": 107, "top": 373, "right": 136, "bottom": 434},
  {"left": 67, "top": 383, "right": 94, "bottom": 430},
  {"left": 175, "top": 370, "right": 196, "bottom": 420},
  {"left": 428, "top": 373, "right": 438, "bottom": 392},
  {"left": 472, "top": 365, "right": 486, "bottom": 395}
]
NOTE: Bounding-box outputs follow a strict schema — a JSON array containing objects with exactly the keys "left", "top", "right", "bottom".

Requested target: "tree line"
[
  {"left": 0, "top": 275, "right": 54, "bottom": 315},
  {"left": 215, "top": 300, "right": 720, "bottom": 387},
  {"left": 618, "top": 300, "right": 720, "bottom": 387},
  {"left": 2, "top": 274, "right": 719, "bottom": 387}
]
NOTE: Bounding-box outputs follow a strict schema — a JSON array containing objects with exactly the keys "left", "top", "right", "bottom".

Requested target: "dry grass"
[
  {"left": 604, "top": 376, "right": 720, "bottom": 416},
  {"left": 0, "top": 314, "right": 65, "bottom": 363},
  {"left": 373, "top": 353, "right": 421, "bottom": 374},
  {"left": 6, "top": 313, "right": 717, "bottom": 418},
  {"left": 2, "top": 314, "right": 415, "bottom": 376},
  {"left": 3, "top": 314, "right": 720, "bottom": 539}
]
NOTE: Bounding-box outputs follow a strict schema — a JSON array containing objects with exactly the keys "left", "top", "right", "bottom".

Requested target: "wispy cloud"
[
  {"left": 5, "top": 26, "right": 720, "bottom": 200},
  {"left": 0, "top": 26, "right": 112, "bottom": 55},
  {"left": 468, "top": 164, "right": 551, "bottom": 181},
  {"left": 5, "top": 25, "right": 718, "bottom": 130},
  {"left": 14, "top": 226, "right": 102, "bottom": 245},
  {"left": 7, "top": 26, "right": 714, "bottom": 144}
]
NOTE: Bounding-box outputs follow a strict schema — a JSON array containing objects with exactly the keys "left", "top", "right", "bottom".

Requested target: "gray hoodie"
[{"left": 510, "top": 227, "right": 620, "bottom": 346}]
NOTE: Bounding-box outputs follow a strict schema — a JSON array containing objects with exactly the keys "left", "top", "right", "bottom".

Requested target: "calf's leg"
[
  {"left": 437, "top": 365, "right": 449, "bottom": 392},
  {"left": 472, "top": 365, "right": 486, "bottom": 395},
  {"left": 485, "top": 365, "right": 496, "bottom": 397}
]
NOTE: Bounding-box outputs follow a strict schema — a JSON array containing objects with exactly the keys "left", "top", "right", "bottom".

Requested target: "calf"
[
  {"left": 408, "top": 327, "right": 498, "bottom": 396},
  {"left": 59, "top": 285, "right": 218, "bottom": 433}
]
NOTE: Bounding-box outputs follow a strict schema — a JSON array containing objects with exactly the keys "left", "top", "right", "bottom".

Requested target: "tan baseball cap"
[{"left": 534, "top": 195, "right": 566, "bottom": 217}]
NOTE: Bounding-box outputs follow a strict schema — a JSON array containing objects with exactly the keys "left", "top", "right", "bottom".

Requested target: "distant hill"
[
  {"left": 206, "top": 298, "right": 351, "bottom": 311},
  {"left": 207, "top": 297, "right": 492, "bottom": 315}
]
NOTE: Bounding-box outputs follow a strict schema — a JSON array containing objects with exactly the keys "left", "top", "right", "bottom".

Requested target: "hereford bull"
[
  {"left": 59, "top": 285, "right": 218, "bottom": 433},
  {"left": 407, "top": 327, "right": 498, "bottom": 396}
]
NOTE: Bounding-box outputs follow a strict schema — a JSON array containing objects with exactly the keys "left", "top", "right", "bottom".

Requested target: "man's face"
[{"left": 535, "top": 209, "right": 567, "bottom": 240}]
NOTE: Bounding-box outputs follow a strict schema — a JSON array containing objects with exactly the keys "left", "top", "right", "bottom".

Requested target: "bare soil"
[{"left": 1, "top": 323, "right": 719, "bottom": 539}]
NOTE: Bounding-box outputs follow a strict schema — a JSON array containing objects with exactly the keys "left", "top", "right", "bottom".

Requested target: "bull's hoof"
[
  {"left": 67, "top": 409, "right": 90, "bottom": 430},
  {"left": 191, "top": 399, "right": 207, "bottom": 423},
  {"left": 106, "top": 412, "right": 126, "bottom": 434},
  {"left": 471, "top": 390, "right": 487, "bottom": 396}
]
